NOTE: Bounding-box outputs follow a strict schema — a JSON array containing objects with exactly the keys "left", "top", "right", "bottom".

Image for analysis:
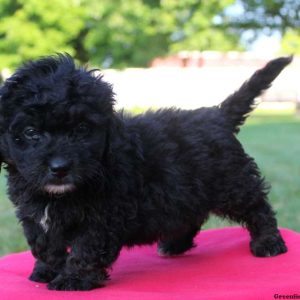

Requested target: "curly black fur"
[{"left": 0, "top": 54, "right": 291, "bottom": 290}]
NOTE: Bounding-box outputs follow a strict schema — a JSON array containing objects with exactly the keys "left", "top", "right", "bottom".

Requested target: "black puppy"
[{"left": 0, "top": 54, "right": 291, "bottom": 290}]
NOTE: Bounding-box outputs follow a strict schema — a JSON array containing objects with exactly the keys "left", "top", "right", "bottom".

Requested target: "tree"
[
  {"left": 221, "top": 0, "right": 300, "bottom": 52},
  {"left": 0, "top": 0, "right": 85, "bottom": 69},
  {"left": 0, "top": 0, "right": 299, "bottom": 69},
  {"left": 225, "top": 0, "right": 300, "bottom": 32},
  {"left": 281, "top": 29, "right": 300, "bottom": 55},
  {"left": 0, "top": 0, "right": 238, "bottom": 69},
  {"left": 83, "top": 0, "right": 239, "bottom": 67}
]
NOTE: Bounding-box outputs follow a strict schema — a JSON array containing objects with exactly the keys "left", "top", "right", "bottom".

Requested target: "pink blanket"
[{"left": 0, "top": 227, "right": 299, "bottom": 299}]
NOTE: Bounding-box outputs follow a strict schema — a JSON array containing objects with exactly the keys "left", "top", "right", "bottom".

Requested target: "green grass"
[
  {"left": 0, "top": 174, "right": 28, "bottom": 256},
  {"left": 0, "top": 108, "right": 299, "bottom": 256}
]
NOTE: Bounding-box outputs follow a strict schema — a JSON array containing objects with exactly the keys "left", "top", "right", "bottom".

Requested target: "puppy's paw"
[
  {"left": 250, "top": 235, "right": 287, "bottom": 257},
  {"left": 157, "top": 240, "right": 195, "bottom": 257},
  {"left": 29, "top": 269, "right": 57, "bottom": 283},
  {"left": 47, "top": 272, "right": 107, "bottom": 291},
  {"left": 29, "top": 264, "right": 58, "bottom": 283},
  {"left": 47, "top": 274, "right": 94, "bottom": 291}
]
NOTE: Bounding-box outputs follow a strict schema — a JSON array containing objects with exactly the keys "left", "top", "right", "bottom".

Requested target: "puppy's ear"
[
  {"left": 103, "top": 126, "right": 111, "bottom": 162},
  {"left": 102, "top": 113, "right": 123, "bottom": 163},
  {"left": 0, "top": 84, "right": 13, "bottom": 172},
  {"left": 102, "top": 117, "right": 115, "bottom": 161}
]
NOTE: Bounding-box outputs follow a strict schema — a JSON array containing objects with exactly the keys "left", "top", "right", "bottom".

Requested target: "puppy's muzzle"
[{"left": 44, "top": 156, "right": 76, "bottom": 195}]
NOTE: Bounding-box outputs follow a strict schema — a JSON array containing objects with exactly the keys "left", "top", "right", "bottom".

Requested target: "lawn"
[{"left": 0, "top": 108, "right": 299, "bottom": 256}]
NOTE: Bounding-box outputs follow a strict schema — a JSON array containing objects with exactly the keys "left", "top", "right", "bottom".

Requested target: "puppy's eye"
[
  {"left": 75, "top": 123, "right": 90, "bottom": 135},
  {"left": 23, "top": 127, "right": 41, "bottom": 141}
]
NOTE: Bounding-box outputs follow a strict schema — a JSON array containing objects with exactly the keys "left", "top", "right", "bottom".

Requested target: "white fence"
[{"left": 102, "top": 59, "right": 299, "bottom": 110}]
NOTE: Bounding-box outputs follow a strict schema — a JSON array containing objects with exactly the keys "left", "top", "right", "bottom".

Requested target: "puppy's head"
[{"left": 0, "top": 54, "right": 116, "bottom": 195}]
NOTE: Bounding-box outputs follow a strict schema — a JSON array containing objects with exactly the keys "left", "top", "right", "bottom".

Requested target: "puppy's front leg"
[
  {"left": 48, "top": 228, "right": 122, "bottom": 291},
  {"left": 22, "top": 219, "right": 67, "bottom": 283},
  {"left": 30, "top": 245, "right": 68, "bottom": 283}
]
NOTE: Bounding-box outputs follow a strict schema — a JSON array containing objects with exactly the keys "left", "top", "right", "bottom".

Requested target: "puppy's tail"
[{"left": 219, "top": 56, "right": 292, "bottom": 133}]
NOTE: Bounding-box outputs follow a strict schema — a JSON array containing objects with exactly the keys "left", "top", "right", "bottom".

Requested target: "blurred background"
[{"left": 0, "top": 0, "right": 299, "bottom": 255}]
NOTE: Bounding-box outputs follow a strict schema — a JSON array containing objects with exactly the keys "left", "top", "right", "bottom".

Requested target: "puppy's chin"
[{"left": 44, "top": 183, "right": 76, "bottom": 195}]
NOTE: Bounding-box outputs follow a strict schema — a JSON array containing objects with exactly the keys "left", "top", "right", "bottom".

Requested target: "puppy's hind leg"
[
  {"left": 157, "top": 225, "right": 199, "bottom": 257},
  {"left": 244, "top": 200, "right": 287, "bottom": 257},
  {"left": 219, "top": 174, "right": 287, "bottom": 257}
]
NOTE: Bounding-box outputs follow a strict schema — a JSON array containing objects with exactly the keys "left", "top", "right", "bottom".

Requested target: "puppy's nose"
[{"left": 49, "top": 157, "right": 71, "bottom": 178}]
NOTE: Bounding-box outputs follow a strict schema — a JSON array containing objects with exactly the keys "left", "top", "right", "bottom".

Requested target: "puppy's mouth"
[{"left": 44, "top": 183, "right": 76, "bottom": 195}]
